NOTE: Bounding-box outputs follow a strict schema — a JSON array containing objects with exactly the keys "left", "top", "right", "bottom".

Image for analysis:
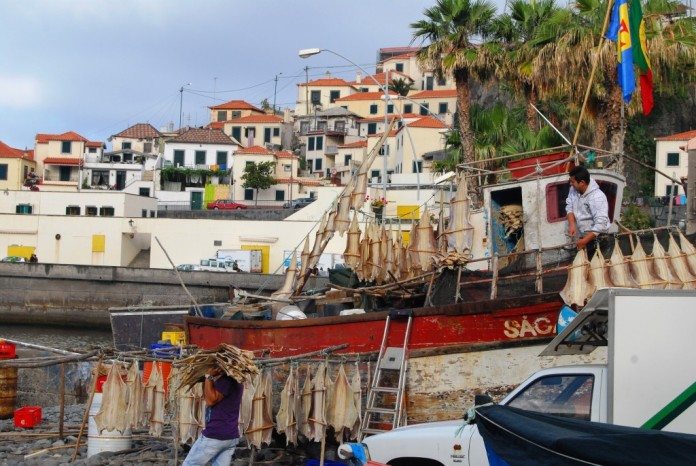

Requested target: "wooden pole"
[
  {"left": 490, "top": 255, "right": 499, "bottom": 300},
  {"left": 59, "top": 363, "right": 65, "bottom": 439},
  {"left": 72, "top": 356, "right": 103, "bottom": 462},
  {"left": 535, "top": 250, "right": 544, "bottom": 294}
]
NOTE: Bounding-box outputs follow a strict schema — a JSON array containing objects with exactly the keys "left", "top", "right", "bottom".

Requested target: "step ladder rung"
[
  {"left": 365, "top": 407, "right": 397, "bottom": 415},
  {"left": 361, "top": 427, "right": 391, "bottom": 435},
  {"left": 371, "top": 386, "right": 400, "bottom": 393}
]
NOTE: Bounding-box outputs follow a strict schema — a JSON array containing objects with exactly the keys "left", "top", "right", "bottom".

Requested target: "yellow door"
[{"left": 241, "top": 245, "right": 270, "bottom": 273}]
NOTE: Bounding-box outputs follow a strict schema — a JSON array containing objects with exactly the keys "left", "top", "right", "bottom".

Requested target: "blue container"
[{"left": 149, "top": 343, "right": 179, "bottom": 359}]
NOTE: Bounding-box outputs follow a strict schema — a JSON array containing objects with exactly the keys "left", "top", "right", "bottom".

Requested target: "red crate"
[
  {"left": 0, "top": 341, "right": 16, "bottom": 359},
  {"left": 13, "top": 406, "right": 42, "bottom": 428}
]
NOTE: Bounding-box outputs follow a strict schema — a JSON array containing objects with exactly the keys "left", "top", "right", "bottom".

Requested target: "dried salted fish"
[
  {"left": 410, "top": 209, "right": 437, "bottom": 272},
  {"left": 630, "top": 237, "right": 666, "bottom": 289},
  {"left": 174, "top": 343, "right": 258, "bottom": 389},
  {"left": 272, "top": 250, "right": 297, "bottom": 300},
  {"left": 326, "top": 364, "right": 359, "bottom": 443},
  {"left": 608, "top": 239, "right": 638, "bottom": 288},
  {"left": 124, "top": 361, "right": 144, "bottom": 429},
  {"left": 336, "top": 184, "right": 354, "bottom": 236},
  {"left": 678, "top": 231, "right": 696, "bottom": 275},
  {"left": 651, "top": 235, "right": 681, "bottom": 289},
  {"left": 446, "top": 176, "right": 474, "bottom": 253},
  {"left": 175, "top": 375, "right": 201, "bottom": 444},
  {"left": 559, "top": 249, "right": 592, "bottom": 307},
  {"left": 94, "top": 363, "right": 128, "bottom": 433},
  {"left": 668, "top": 234, "right": 696, "bottom": 289},
  {"left": 276, "top": 365, "right": 300, "bottom": 445},
  {"left": 299, "top": 365, "right": 313, "bottom": 439},
  {"left": 348, "top": 365, "right": 362, "bottom": 440},
  {"left": 148, "top": 363, "right": 166, "bottom": 437},
  {"left": 193, "top": 382, "right": 205, "bottom": 438},
  {"left": 299, "top": 237, "right": 311, "bottom": 279},
  {"left": 350, "top": 120, "right": 396, "bottom": 210},
  {"left": 343, "top": 214, "right": 362, "bottom": 270},
  {"left": 307, "top": 362, "right": 329, "bottom": 442},
  {"left": 587, "top": 248, "right": 612, "bottom": 293},
  {"left": 308, "top": 214, "right": 329, "bottom": 271},
  {"left": 246, "top": 369, "right": 273, "bottom": 448},
  {"left": 238, "top": 376, "right": 257, "bottom": 436},
  {"left": 384, "top": 228, "right": 395, "bottom": 281},
  {"left": 367, "top": 224, "right": 383, "bottom": 282}
]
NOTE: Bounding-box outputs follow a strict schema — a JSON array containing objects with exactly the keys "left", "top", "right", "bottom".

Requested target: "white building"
[{"left": 654, "top": 129, "right": 696, "bottom": 197}]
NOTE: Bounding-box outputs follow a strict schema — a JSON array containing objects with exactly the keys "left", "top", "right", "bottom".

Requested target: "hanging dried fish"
[
  {"left": 410, "top": 209, "right": 437, "bottom": 272},
  {"left": 651, "top": 235, "right": 681, "bottom": 289},
  {"left": 384, "top": 227, "right": 395, "bottom": 282},
  {"left": 350, "top": 120, "right": 396, "bottom": 210},
  {"left": 174, "top": 343, "right": 258, "bottom": 389},
  {"left": 559, "top": 249, "right": 592, "bottom": 307},
  {"left": 175, "top": 373, "right": 201, "bottom": 444},
  {"left": 147, "top": 362, "right": 166, "bottom": 437},
  {"left": 94, "top": 363, "right": 128, "bottom": 433},
  {"left": 299, "top": 236, "right": 311, "bottom": 280},
  {"left": 392, "top": 228, "right": 402, "bottom": 281},
  {"left": 326, "top": 364, "right": 359, "bottom": 443},
  {"left": 308, "top": 214, "right": 329, "bottom": 272},
  {"left": 193, "top": 381, "right": 205, "bottom": 438},
  {"left": 678, "top": 231, "right": 696, "bottom": 275},
  {"left": 630, "top": 236, "right": 666, "bottom": 289},
  {"left": 588, "top": 248, "right": 612, "bottom": 293},
  {"left": 336, "top": 184, "right": 354, "bottom": 236},
  {"left": 276, "top": 365, "right": 300, "bottom": 446},
  {"left": 348, "top": 364, "right": 362, "bottom": 440},
  {"left": 307, "top": 362, "right": 329, "bottom": 442},
  {"left": 124, "top": 360, "right": 144, "bottom": 429},
  {"left": 272, "top": 250, "right": 297, "bottom": 307},
  {"left": 238, "top": 376, "right": 257, "bottom": 437},
  {"left": 325, "top": 198, "right": 339, "bottom": 235},
  {"left": 246, "top": 369, "right": 274, "bottom": 448},
  {"left": 368, "top": 223, "right": 383, "bottom": 282},
  {"left": 446, "top": 176, "right": 474, "bottom": 253},
  {"left": 343, "top": 214, "right": 362, "bottom": 270},
  {"left": 608, "top": 239, "right": 638, "bottom": 288},
  {"left": 668, "top": 234, "right": 696, "bottom": 289},
  {"left": 299, "top": 365, "right": 313, "bottom": 439}
]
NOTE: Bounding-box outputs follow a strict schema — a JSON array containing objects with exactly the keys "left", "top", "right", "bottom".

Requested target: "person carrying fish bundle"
[
  {"left": 566, "top": 165, "right": 610, "bottom": 251},
  {"left": 182, "top": 365, "right": 243, "bottom": 466}
]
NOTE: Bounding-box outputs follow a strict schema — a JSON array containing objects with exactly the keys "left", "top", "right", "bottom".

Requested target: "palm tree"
[
  {"left": 388, "top": 77, "right": 415, "bottom": 96},
  {"left": 411, "top": 0, "right": 497, "bottom": 187}
]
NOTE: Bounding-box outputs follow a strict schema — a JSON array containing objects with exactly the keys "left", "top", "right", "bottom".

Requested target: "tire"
[
  {"left": 235, "top": 206, "right": 243, "bottom": 210},
  {"left": 213, "top": 207, "right": 219, "bottom": 210}
]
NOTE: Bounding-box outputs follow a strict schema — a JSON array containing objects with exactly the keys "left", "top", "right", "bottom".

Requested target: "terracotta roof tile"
[
  {"left": 112, "top": 123, "right": 161, "bottom": 139},
  {"left": 407, "top": 116, "right": 448, "bottom": 129},
  {"left": 227, "top": 114, "right": 283, "bottom": 124},
  {"left": 169, "top": 128, "right": 236, "bottom": 145},
  {"left": 275, "top": 150, "right": 297, "bottom": 159},
  {"left": 656, "top": 129, "right": 696, "bottom": 141},
  {"left": 208, "top": 121, "right": 226, "bottom": 129},
  {"left": 350, "top": 71, "right": 413, "bottom": 86},
  {"left": 408, "top": 89, "right": 457, "bottom": 99},
  {"left": 0, "top": 141, "right": 33, "bottom": 160},
  {"left": 358, "top": 113, "right": 421, "bottom": 123},
  {"left": 335, "top": 91, "right": 398, "bottom": 102},
  {"left": 86, "top": 141, "right": 104, "bottom": 148},
  {"left": 379, "top": 46, "right": 420, "bottom": 55},
  {"left": 236, "top": 145, "right": 272, "bottom": 155},
  {"left": 338, "top": 140, "right": 368, "bottom": 149},
  {"left": 384, "top": 51, "right": 419, "bottom": 61},
  {"left": 36, "top": 131, "right": 88, "bottom": 143},
  {"left": 43, "top": 157, "right": 82, "bottom": 166},
  {"left": 298, "top": 78, "right": 355, "bottom": 87},
  {"left": 209, "top": 99, "right": 264, "bottom": 112},
  {"left": 369, "top": 130, "right": 399, "bottom": 139},
  {"left": 275, "top": 177, "right": 322, "bottom": 186}
]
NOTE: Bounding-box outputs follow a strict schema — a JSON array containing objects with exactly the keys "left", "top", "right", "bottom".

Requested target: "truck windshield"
[{"left": 507, "top": 374, "right": 594, "bottom": 421}]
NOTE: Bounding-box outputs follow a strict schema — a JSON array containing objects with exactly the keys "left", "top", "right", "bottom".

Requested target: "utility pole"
[
  {"left": 304, "top": 66, "right": 310, "bottom": 115},
  {"left": 383, "top": 68, "right": 389, "bottom": 197},
  {"left": 273, "top": 73, "right": 282, "bottom": 114},
  {"left": 179, "top": 83, "right": 191, "bottom": 130}
]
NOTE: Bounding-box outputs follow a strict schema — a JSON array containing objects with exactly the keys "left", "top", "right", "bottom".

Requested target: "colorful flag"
[
  {"left": 629, "top": 0, "right": 654, "bottom": 115},
  {"left": 607, "top": 0, "right": 635, "bottom": 103}
]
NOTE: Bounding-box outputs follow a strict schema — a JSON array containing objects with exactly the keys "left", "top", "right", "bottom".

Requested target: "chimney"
[{"left": 356, "top": 72, "right": 362, "bottom": 84}]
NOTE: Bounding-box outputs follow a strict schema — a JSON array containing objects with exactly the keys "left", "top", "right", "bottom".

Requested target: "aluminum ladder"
[{"left": 359, "top": 309, "right": 413, "bottom": 440}]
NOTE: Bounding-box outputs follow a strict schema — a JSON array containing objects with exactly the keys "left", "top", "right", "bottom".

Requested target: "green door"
[{"left": 190, "top": 191, "right": 203, "bottom": 210}]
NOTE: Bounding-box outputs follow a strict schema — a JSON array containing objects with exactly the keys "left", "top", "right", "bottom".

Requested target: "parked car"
[
  {"left": 176, "top": 264, "right": 201, "bottom": 271},
  {"left": 283, "top": 198, "right": 315, "bottom": 209},
  {"left": 207, "top": 199, "right": 247, "bottom": 210},
  {"left": 1, "top": 256, "right": 26, "bottom": 263}
]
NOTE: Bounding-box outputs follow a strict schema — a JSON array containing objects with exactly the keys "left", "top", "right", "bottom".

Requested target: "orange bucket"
[{"left": 142, "top": 361, "right": 172, "bottom": 393}]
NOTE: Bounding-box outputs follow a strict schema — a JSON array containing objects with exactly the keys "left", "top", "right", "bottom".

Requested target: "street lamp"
[
  {"left": 179, "top": 83, "right": 191, "bottom": 130},
  {"left": 299, "top": 48, "right": 390, "bottom": 197},
  {"left": 273, "top": 72, "right": 283, "bottom": 114}
]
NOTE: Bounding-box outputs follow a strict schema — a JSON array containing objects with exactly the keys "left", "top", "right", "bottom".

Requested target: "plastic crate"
[
  {"left": 14, "top": 406, "right": 42, "bottom": 428},
  {"left": 161, "top": 331, "right": 186, "bottom": 346},
  {"left": 0, "top": 341, "right": 16, "bottom": 359}
]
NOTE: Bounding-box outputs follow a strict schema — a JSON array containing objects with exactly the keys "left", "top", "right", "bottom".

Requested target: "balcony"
[{"left": 325, "top": 145, "right": 338, "bottom": 156}]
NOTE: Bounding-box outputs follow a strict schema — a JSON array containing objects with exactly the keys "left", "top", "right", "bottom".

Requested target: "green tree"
[
  {"left": 241, "top": 161, "right": 276, "bottom": 205},
  {"left": 260, "top": 98, "right": 272, "bottom": 112},
  {"left": 411, "top": 0, "right": 497, "bottom": 190},
  {"left": 388, "top": 77, "right": 415, "bottom": 96}
]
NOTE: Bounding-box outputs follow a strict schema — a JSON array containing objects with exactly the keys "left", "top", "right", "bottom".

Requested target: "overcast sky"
[{"left": 0, "top": 0, "right": 508, "bottom": 149}]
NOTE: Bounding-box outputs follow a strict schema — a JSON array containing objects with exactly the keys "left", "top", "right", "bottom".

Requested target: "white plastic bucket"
[{"left": 87, "top": 393, "right": 132, "bottom": 457}]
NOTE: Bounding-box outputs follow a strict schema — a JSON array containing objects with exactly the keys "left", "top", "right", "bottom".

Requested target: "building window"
[
  {"left": 174, "top": 150, "right": 185, "bottom": 167},
  {"left": 61, "top": 141, "right": 72, "bottom": 153},
  {"left": 150, "top": 210, "right": 156, "bottom": 218},
  {"left": 195, "top": 150, "right": 206, "bottom": 165},
  {"left": 59, "top": 166, "right": 71, "bottom": 182},
  {"left": 412, "top": 160, "right": 423, "bottom": 173},
  {"left": 438, "top": 102, "right": 448, "bottom": 114},
  {"left": 308, "top": 137, "right": 315, "bottom": 151},
  {"left": 231, "top": 111, "right": 241, "bottom": 118},
  {"left": 88, "top": 147, "right": 96, "bottom": 153},
  {"left": 264, "top": 128, "right": 272, "bottom": 143},
  {"left": 217, "top": 110, "right": 227, "bottom": 122},
  {"left": 316, "top": 136, "right": 323, "bottom": 151},
  {"left": 15, "top": 204, "right": 32, "bottom": 214},
  {"left": 317, "top": 120, "right": 327, "bottom": 131},
  {"left": 404, "top": 104, "right": 413, "bottom": 114},
  {"left": 244, "top": 188, "right": 254, "bottom": 201},
  {"left": 344, "top": 154, "right": 352, "bottom": 166},
  {"left": 245, "top": 161, "right": 254, "bottom": 168},
  {"left": 371, "top": 169, "right": 381, "bottom": 179},
  {"left": 100, "top": 206, "right": 115, "bottom": 216},
  {"left": 122, "top": 142, "right": 132, "bottom": 150},
  {"left": 143, "top": 142, "right": 152, "bottom": 153},
  {"left": 419, "top": 103, "right": 430, "bottom": 116},
  {"left": 275, "top": 190, "right": 285, "bottom": 201},
  {"left": 273, "top": 127, "right": 280, "bottom": 137},
  {"left": 369, "top": 104, "right": 378, "bottom": 115},
  {"left": 666, "top": 185, "right": 680, "bottom": 196},
  {"left": 283, "top": 164, "right": 291, "bottom": 172},
  {"left": 0, "top": 164, "right": 7, "bottom": 180},
  {"left": 300, "top": 122, "right": 309, "bottom": 134},
  {"left": 367, "top": 123, "right": 377, "bottom": 135},
  {"left": 311, "top": 90, "right": 321, "bottom": 104},
  {"left": 330, "top": 90, "right": 340, "bottom": 103},
  {"left": 66, "top": 205, "right": 81, "bottom": 216},
  {"left": 666, "top": 152, "right": 680, "bottom": 166},
  {"left": 361, "top": 87, "right": 369, "bottom": 93},
  {"left": 425, "top": 76, "right": 434, "bottom": 90},
  {"left": 139, "top": 187, "right": 150, "bottom": 197},
  {"left": 142, "top": 209, "right": 148, "bottom": 217},
  {"left": 387, "top": 104, "right": 394, "bottom": 114},
  {"left": 231, "top": 126, "right": 242, "bottom": 143},
  {"left": 335, "top": 121, "right": 345, "bottom": 132},
  {"left": 85, "top": 206, "right": 98, "bottom": 216},
  {"left": 379, "top": 145, "right": 390, "bottom": 156},
  {"left": 437, "top": 76, "right": 447, "bottom": 86},
  {"left": 395, "top": 63, "right": 404, "bottom": 72},
  {"left": 216, "top": 151, "right": 228, "bottom": 166},
  {"left": 315, "top": 158, "right": 322, "bottom": 171}
]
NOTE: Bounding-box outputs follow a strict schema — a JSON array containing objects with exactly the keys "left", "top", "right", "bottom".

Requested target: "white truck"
[{"left": 342, "top": 288, "right": 696, "bottom": 466}]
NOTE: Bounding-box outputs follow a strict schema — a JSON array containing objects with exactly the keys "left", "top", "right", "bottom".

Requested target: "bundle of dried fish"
[
  {"left": 343, "top": 215, "right": 361, "bottom": 270},
  {"left": 124, "top": 360, "right": 144, "bottom": 429},
  {"left": 668, "top": 234, "right": 696, "bottom": 289},
  {"left": 175, "top": 343, "right": 259, "bottom": 389},
  {"left": 368, "top": 224, "right": 383, "bottom": 282},
  {"left": 445, "top": 176, "right": 474, "bottom": 253},
  {"left": 348, "top": 365, "right": 362, "bottom": 439},
  {"left": 629, "top": 237, "right": 666, "bottom": 289},
  {"left": 193, "top": 382, "right": 205, "bottom": 438},
  {"left": 94, "top": 363, "right": 128, "bottom": 433},
  {"left": 246, "top": 369, "right": 274, "bottom": 448},
  {"left": 299, "top": 237, "right": 311, "bottom": 280},
  {"left": 308, "top": 214, "right": 329, "bottom": 271},
  {"left": 587, "top": 248, "right": 612, "bottom": 293},
  {"left": 436, "top": 250, "right": 471, "bottom": 269},
  {"left": 392, "top": 230, "right": 402, "bottom": 281},
  {"left": 272, "top": 250, "right": 297, "bottom": 303},
  {"left": 559, "top": 249, "right": 592, "bottom": 307},
  {"left": 350, "top": 120, "right": 395, "bottom": 210},
  {"left": 410, "top": 209, "right": 437, "bottom": 272},
  {"left": 172, "top": 366, "right": 201, "bottom": 444},
  {"left": 276, "top": 365, "right": 300, "bottom": 446},
  {"left": 651, "top": 235, "right": 681, "bottom": 289},
  {"left": 326, "top": 364, "right": 359, "bottom": 442},
  {"left": 238, "top": 376, "right": 257, "bottom": 437},
  {"left": 384, "top": 227, "right": 395, "bottom": 281},
  {"left": 335, "top": 185, "right": 354, "bottom": 236},
  {"left": 145, "top": 362, "right": 165, "bottom": 437},
  {"left": 307, "top": 362, "right": 329, "bottom": 442},
  {"left": 608, "top": 239, "right": 638, "bottom": 288},
  {"left": 678, "top": 231, "right": 696, "bottom": 275},
  {"left": 496, "top": 204, "right": 524, "bottom": 238},
  {"left": 299, "top": 365, "right": 312, "bottom": 439}
]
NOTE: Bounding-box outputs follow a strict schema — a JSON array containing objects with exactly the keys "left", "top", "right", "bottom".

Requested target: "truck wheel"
[{"left": 213, "top": 207, "right": 219, "bottom": 210}]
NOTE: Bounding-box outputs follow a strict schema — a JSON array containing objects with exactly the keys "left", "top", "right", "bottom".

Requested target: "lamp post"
[
  {"left": 299, "top": 48, "right": 389, "bottom": 197},
  {"left": 273, "top": 73, "right": 283, "bottom": 114},
  {"left": 178, "top": 83, "right": 191, "bottom": 130}
]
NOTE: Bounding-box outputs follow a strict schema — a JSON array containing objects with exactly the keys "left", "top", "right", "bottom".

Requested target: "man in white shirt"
[{"left": 566, "top": 165, "right": 610, "bottom": 249}]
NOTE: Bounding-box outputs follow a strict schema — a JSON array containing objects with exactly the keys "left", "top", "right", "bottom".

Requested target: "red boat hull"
[{"left": 185, "top": 292, "right": 563, "bottom": 357}]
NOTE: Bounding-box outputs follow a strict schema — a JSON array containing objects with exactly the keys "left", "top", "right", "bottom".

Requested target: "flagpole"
[{"left": 571, "top": 0, "right": 616, "bottom": 151}]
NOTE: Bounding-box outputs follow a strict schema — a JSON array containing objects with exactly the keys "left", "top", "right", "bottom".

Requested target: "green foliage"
[
  {"left": 241, "top": 161, "right": 276, "bottom": 204},
  {"left": 621, "top": 205, "right": 654, "bottom": 230},
  {"left": 388, "top": 78, "right": 415, "bottom": 96},
  {"left": 624, "top": 122, "right": 656, "bottom": 198}
]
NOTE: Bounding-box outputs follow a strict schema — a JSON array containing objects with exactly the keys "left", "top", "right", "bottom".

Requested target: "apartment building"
[
  {"left": 209, "top": 99, "right": 265, "bottom": 123},
  {"left": 217, "top": 114, "right": 283, "bottom": 148},
  {"left": 0, "top": 141, "right": 36, "bottom": 191},
  {"left": 654, "top": 129, "right": 696, "bottom": 197},
  {"left": 295, "top": 77, "right": 358, "bottom": 116},
  {"left": 34, "top": 131, "right": 104, "bottom": 191}
]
